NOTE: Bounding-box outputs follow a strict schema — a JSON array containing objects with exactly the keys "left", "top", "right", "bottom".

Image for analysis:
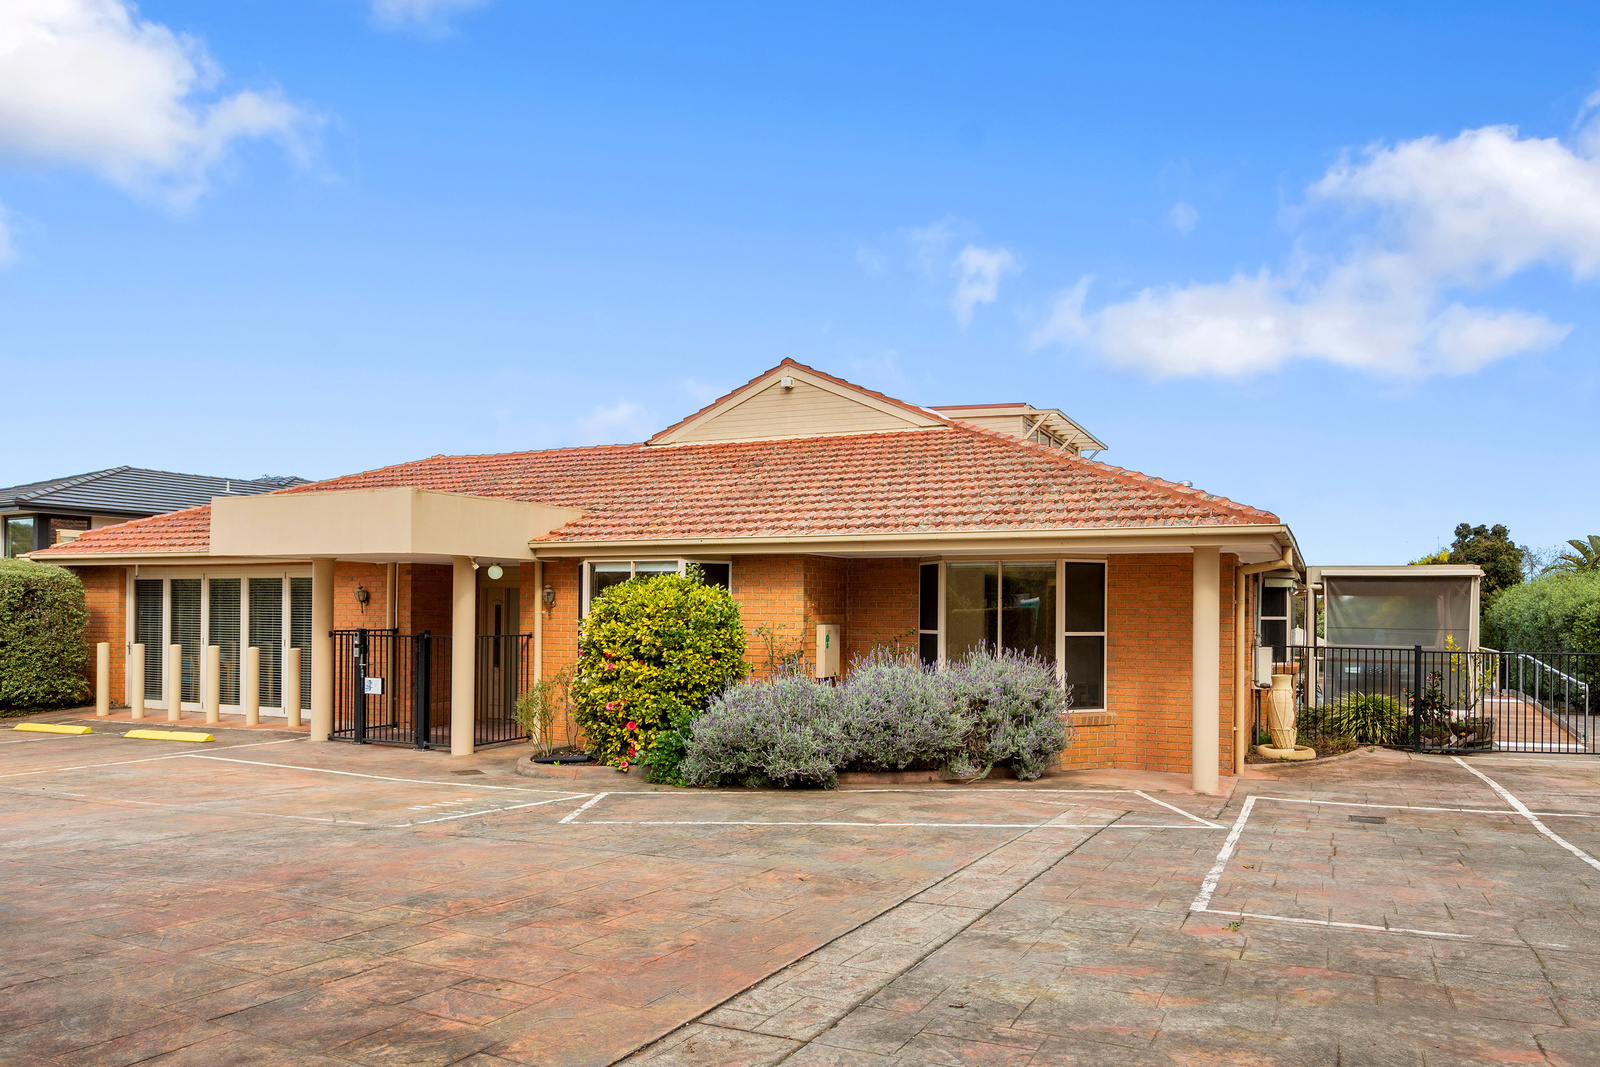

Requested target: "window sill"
[{"left": 1067, "top": 710, "right": 1115, "bottom": 727}]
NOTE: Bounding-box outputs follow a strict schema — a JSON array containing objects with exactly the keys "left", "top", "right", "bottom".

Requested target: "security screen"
[{"left": 1323, "top": 576, "right": 1473, "bottom": 650}]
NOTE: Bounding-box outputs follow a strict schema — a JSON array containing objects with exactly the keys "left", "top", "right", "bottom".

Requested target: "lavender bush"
[{"left": 677, "top": 648, "right": 1070, "bottom": 789}]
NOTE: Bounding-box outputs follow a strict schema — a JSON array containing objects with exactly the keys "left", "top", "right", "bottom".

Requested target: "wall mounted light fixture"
[
  {"left": 542, "top": 584, "right": 556, "bottom": 611},
  {"left": 486, "top": 564, "right": 504, "bottom": 581},
  {"left": 354, "top": 585, "right": 370, "bottom": 610}
]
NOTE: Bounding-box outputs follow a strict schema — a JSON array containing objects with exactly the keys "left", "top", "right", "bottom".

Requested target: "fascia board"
[{"left": 532, "top": 523, "right": 1295, "bottom": 560}]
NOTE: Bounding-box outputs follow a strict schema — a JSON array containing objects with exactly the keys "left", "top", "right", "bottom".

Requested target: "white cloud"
[
  {"left": 1168, "top": 202, "right": 1198, "bottom": 234},
  {"left": 0, "top": 0, "right": 315, "bottom": 210},
  {"left": 574, "top": 400, "right": 652, "bottom": 445},
  {"left": 951, "top": 244, "right": 1019, "bottom": 326},
  {"left": 1036, "top": 122, "right": 1600, "bottom": 376},
  {"left": 371, "top": 0, "right": 493, "bottom": 32}
]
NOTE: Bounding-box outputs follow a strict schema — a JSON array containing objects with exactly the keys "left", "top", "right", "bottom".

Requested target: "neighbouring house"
[
  {"left": 33, "top": 360, "right": 1303, "bottom": 790},
  {"left": 2, "top": 467, "right": 306, "bottom": 558}
]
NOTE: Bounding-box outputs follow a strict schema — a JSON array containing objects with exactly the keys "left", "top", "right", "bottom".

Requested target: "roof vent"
[{"left": 779, "top": 376, "right": 794, "bottom": 389}]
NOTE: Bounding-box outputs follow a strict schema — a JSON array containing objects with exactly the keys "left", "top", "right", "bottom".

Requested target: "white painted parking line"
[
  {"left": 1451, "top": 755, "right": 1600, "bottom": 873},
  {"left": 1190, "top": 784, "right": 1599, "bottom": 948},
  {"left": 0, "top": 737, "right": 306, "bottom": 780},
  {"left": 559, "top": 789, "right": 1222, "bottom": 830},
  {"left": 560, "top": 793, "right": 610, "bottom": 823},
  {"left": 184, "top": 755, "right": 588, "bottom": 795},
  {"left": 406, "top": 793, "right": 593, "bottom": 826}
]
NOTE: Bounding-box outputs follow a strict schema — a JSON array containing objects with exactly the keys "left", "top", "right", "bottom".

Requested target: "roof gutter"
[{"left": 531, "top": 523, "right": 1297, "bottom": 559}]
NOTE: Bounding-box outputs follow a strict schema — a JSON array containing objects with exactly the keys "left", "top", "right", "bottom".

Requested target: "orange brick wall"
[
  {"left": 1101, "top": 552, "right": 1238, "bottom": 777},
  {"left": 332, "top": 562, "right": 389, "bottom": 631},
  {"left": 73, "top": 566, "right": 126, "bottom": 706},
  {"left": 402, "top": 563, "right": 453, "bottom": 636},
  {"left": 523, "top": 550, "right": 1245, "bottom": 777},
  {"left": 844, "top": 559, "right": 921, "bottom": 665},
  {"left": 733, "top": 556, "right": 810, "bottom": 677}
]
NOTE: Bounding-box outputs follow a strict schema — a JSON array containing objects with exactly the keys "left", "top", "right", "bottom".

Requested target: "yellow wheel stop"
[{"left": 124, "top": 729, "right": 213, "bottom": 743}]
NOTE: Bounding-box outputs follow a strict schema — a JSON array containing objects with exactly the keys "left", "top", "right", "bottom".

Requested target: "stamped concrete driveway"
[{"left": 3, "top": 717, "right": 1599, "bottom": 1066}]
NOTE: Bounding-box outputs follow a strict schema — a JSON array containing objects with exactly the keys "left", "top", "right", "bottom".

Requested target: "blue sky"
[{"left": 3, "top": 1, "right": 1599, "bottom": 565}]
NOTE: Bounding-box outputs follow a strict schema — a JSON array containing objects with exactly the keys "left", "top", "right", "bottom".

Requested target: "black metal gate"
[
  {"left": 1258, "top": 644, "right": 1597, "bottom": 754},
  {"left": 331, "top": 629, "right": 530, "bottom": 749}
]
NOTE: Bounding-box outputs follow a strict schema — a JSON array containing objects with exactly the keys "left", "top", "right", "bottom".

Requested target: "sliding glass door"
[{"left": 127, "top": 570, "right": 311, "bottom": 711}]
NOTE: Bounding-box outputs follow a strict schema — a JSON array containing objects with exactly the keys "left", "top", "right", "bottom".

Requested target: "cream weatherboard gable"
[{"left": 650, "top": 364, "right": 945, "bottom": 445}]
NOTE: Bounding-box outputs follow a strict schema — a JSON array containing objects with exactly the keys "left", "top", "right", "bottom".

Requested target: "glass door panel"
[
  {"left": 290, "top": 577, "right": 313, "bottom": 710},
  {"left": 134, "top": 579, "right": 164, "bottom": 700},
  {"left": 208, "top": 579, "right": 241, "bottom": 705},
  {"left": 249, "top": 578, "right": 284, "bottom": 708},
  {"left": 946, "top": 563, "right": 998, "bottom": 659},
  {"left": 171, "top": 579, "right": 201, "bottom": 703},
  {"left": 1001, "top": 562, "right": 1056, "bottom": 664}
]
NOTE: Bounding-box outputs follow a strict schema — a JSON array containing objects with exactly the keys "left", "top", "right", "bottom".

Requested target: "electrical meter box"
[
  {"left": 816, "top": 623, "right": 841, "bottom": 679},
  {"left": 1253, "top": 647, "right": 1275, "bottom": 688}
]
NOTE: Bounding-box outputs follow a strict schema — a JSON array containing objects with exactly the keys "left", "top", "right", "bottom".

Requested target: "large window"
[
  {"left": 582, "top": 559, "right": 732, "bottom": 615},
  {"left": 3, "top": 515, "right": 34, "bottom": 558},
  {"left": 1059, "top": 562, "right": 1106, "bottom": 709},
  {"left": 126, "top": 570, "right": 311, "bottom": 711},
  {"left": 923, "top": 559, "right": 1106, "bottom": 709}
]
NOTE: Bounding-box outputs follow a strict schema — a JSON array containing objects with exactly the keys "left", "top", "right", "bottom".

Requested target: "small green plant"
[
  {"left": 1225, "top": 921, "right": 1242, "bottom": 932},
  {"left": 751, "top": 622, "right": 807, "bottom": 677},
  {"left": 513, "top": 667, "right": 571, "bottom": 755},
  {"left": 1319, "top": 693, "right": 1405, "bottom": 745}
]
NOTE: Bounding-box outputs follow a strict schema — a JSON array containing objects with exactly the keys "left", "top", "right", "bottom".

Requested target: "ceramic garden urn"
[{"left": 1265, "top": 669, "right": 1297, "bottom": 750}]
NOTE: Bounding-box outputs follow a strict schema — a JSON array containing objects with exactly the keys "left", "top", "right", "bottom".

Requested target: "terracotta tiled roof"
[
  {"left": 35, "top": 505, "right": 213, "bottom": 556},
  {"left": 40, "top": 422, "right": 1278, "bottom": 557}
]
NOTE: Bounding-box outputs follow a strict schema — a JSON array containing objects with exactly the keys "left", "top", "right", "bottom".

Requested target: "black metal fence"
[
  {"left": 1254, "top": 645, "right": 1597, "bottom": 754},
  {"left": 331, "top": 629, "right": 530, "bottom": 749}
]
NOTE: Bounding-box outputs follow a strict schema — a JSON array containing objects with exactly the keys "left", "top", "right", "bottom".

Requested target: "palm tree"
[{"left": 1546, "top": 535, "right": 1600, "bottom": 574}]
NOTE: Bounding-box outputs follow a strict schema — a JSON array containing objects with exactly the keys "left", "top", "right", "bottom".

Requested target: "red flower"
[
  {"left": 625, "top": 720, "right": 638, "bottom": 732},
  {"left": 619, "top": 760, "right": 630, "bottom": 771}
]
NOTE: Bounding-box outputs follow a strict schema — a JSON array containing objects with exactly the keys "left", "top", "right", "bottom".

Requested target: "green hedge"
[
  {"left": 0, "top": 559, "right": 90, "bottom": 709},
  {"left": 1484, "top": 572, "right": 1600, "bottom": 653}
]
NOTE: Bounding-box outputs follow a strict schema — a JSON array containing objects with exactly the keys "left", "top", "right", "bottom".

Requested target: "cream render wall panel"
[
  {"left": 952, "top": 414, "right": 1030, "bottom": 437},
  {"left": 671, "top": 380, "right": 924, "bottom": 443}
]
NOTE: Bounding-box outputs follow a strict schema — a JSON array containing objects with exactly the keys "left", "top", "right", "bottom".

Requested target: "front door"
[{"left": 477, "top": 580, "right": 520, "bottom": 728}]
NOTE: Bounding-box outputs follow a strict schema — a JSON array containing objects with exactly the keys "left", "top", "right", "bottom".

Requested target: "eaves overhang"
[{"left": 532, "top": 523, "right": 1300, "bottom": 564}]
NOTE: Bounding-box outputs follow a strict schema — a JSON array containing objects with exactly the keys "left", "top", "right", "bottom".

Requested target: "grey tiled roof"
[{"left": 0, "top": 467, "right": 306, "bottom": 517}]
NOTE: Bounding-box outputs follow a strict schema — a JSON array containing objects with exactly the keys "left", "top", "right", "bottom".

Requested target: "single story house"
[
  {"left": 2, "top": 467, "right": 305, "bottom": 558},
  {"left": 35, "top": 361, "right": 1303, "bottom": 791}
]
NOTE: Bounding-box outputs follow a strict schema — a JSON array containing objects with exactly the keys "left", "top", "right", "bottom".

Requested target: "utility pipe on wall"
[{"left": 1236, "top": 549, "right": 1299, "bottom": 774}]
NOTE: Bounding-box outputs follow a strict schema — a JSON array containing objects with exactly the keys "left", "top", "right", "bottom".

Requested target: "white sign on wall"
[{"left": 364, "top": 677, "right": 383, "bottom": 696}]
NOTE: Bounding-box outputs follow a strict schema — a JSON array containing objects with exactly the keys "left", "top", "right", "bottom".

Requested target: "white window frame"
[
  {"left": 123, "top": 566, "right": 312, "bottom": 713},
  {"left": 579, "top": 558, "right": 733, "bottom": 617}
]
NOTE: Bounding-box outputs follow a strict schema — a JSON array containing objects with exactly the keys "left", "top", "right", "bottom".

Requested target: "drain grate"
[{"left": 1348, "top": 815, "right": 1386, "bottom": 824}]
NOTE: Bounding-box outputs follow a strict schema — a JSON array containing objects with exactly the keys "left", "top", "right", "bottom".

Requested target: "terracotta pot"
[{"left": 1265, "top": 671, "right": 1297, "bottom": 750}]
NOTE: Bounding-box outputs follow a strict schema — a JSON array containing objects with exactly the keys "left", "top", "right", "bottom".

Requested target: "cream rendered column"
[
  {"left": 167, "top": 643, "right": 182, "bottom": 722},
  {"left": 243, "top": 646, "right": 260, "bottom": 726},
  {"left": 310, "top": 558, "right": 335, "bottom": 742},
  {"left": 95, "top": 642, "right": 110, "bottom": 716},
  {"left": 1191, "top": 546, "right": 1221, "bottom": 794},
  {"left": 205, "top": 645, "right": 221, "bottom": 724},
  {"left": 130, "top": 645, "right": 145, "bottom": 720},
  {"left": 451, "top": 555, "right": 477, "bottom": 756}
]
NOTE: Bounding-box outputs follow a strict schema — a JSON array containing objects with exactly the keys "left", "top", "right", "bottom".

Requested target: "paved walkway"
[{"left": 3, "top": 717, "right": 1599, "bottom": 1065}]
